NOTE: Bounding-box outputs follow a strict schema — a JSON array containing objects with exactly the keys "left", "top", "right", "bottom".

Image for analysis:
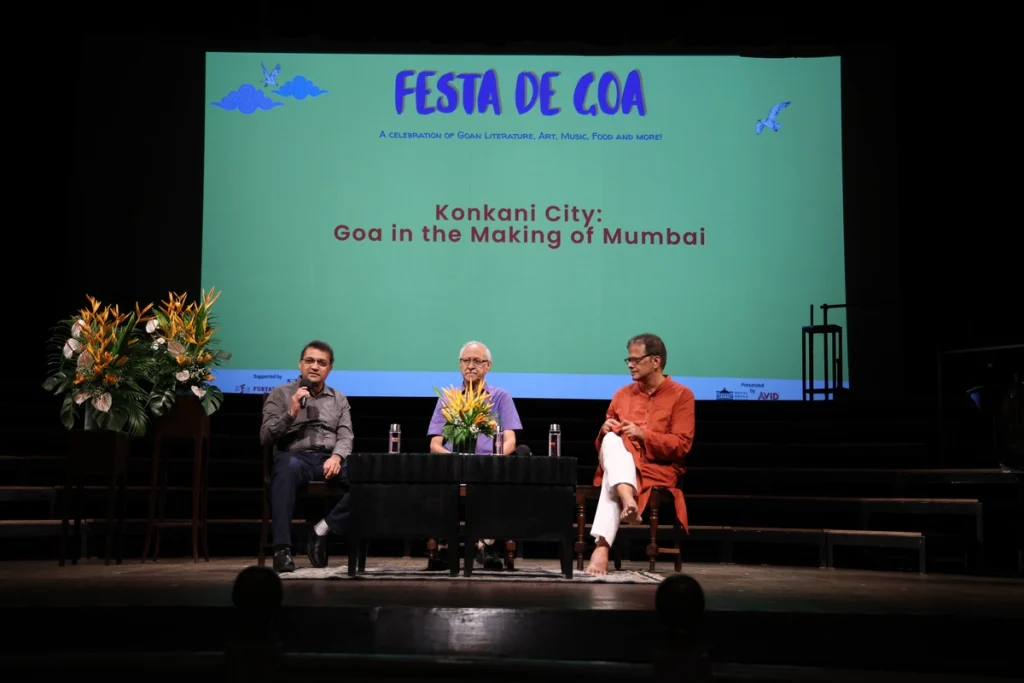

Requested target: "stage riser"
[
  {"left": 0, "top": 605, "right": 1017, "bottom": 677},
  {"left": 14, "top": 458, "right": 1016, "bottom": 500},
  {"left": 0, "top": 488, "right": 986, "bottom": 537}
]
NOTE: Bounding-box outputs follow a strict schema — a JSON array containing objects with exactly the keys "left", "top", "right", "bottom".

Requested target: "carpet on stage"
[{"left": 279, "top": 565, "right": 663, "bottom": 584}]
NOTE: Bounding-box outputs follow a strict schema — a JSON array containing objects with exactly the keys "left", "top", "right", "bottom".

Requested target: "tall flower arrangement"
[
  {"left": 42, "top": 296, "right": 154, "bottom": 437},
  {"left": 432, "top": 383, "right": 499, "bottom": 452},
  {"left": 145, "top": 288, "right": 232, "bottom": 417}
]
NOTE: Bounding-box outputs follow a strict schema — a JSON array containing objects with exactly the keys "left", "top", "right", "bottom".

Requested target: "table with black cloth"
[
  {"left": 346, "top": 453, "right": 464, "bottom": 576},
  {"left": 462, "top": 453, "right": 577, "bottom": 578},
  {"left": 346, "top": 453, "right": 578, "bottom": 578}
]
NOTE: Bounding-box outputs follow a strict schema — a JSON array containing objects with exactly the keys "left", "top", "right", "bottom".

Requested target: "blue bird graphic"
[
  {"left": 755, "top": 101, "right": 790, "bottom": 135},
  {"left": 261, "top": 62, "right": 281, "bottom": 88}
]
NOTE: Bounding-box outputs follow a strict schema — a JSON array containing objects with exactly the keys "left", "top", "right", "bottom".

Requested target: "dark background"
[{"left": 16, "top": 33, "right": 1016, "bottom": 411}]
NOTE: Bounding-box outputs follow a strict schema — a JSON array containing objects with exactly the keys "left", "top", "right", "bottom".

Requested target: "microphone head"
[
  {"left": 515, "top": 445, "right": 532, "bottom": 456},
  {"left": 299, "top": 377, "right": 313, "bottom": 390}
]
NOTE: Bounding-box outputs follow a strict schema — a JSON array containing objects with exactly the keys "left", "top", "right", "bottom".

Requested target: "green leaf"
[
  {"left": 202, "top": 386, "right": 224, "bottom": 416},
  {"left": 60, "top": 394, "right": 76, "bottom": 430}
]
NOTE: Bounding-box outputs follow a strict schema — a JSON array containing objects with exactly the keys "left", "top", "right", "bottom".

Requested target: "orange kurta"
[{"left": 593, "top": 376, "right": 695, "bottom": 532}]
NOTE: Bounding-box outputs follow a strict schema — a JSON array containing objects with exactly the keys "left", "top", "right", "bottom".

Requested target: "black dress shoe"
[
  {"left": 483, "top": 550, "right": 505, "bottom": 571},
  {"left": 273, "top": 548, "right": 295, "bottom": 573},
  {"left": 307, "top": 533, "right": 329, "bottom": 568},
  {"left": 427, "top": 556, "right": 450, "bottom": 571}
]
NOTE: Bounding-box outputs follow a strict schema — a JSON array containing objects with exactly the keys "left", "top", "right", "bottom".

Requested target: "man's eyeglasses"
[
  {"left": 624, "top": 354, "right": 653, "bottom": 366},
  {"left": 302, "top": 357, "right": 330, "bottom": 367},
  {"left": 460, "top": 358, "right": 489, "bottom": 367}
]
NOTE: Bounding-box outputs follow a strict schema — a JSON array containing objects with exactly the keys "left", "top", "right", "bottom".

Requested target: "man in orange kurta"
[{"left": 585, "top": 333, "right": 695, "bottom": 575}]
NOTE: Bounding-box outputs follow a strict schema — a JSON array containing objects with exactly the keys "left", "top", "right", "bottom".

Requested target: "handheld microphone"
[
  {"left": 515, "top": 445, "right": 532, "bottom": 456},
  {"left": 298, "top": 377, "right": 313, "bottom": 409}
]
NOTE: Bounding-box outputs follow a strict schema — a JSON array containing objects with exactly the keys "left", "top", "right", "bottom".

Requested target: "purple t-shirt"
[{"left": 426, "top": 383, "right": 523, "bottom": 455}]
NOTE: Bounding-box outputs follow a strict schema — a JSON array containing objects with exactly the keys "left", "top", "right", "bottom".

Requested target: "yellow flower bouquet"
[
  {"left": 145, "top": 288, "right": 232, "bottom": 417},
  {"left": 433, "top": 382, "right": 499, "bottom": 452},
  {"left": 43, "top": 295, "right": 155, "bottom": 436}
]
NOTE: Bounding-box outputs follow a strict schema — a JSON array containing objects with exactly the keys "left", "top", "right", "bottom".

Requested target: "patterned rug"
[{"left": 279, "top": 565, "right": 663, "bottom": 584}]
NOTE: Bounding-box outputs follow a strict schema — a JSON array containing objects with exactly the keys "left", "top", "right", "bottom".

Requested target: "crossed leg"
[{"left": 585, "top": 433, "right": 639, "bottom": 576}]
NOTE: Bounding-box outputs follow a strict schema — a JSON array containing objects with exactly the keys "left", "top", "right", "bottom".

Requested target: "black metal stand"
[{"left": 802, "top": 303, "right": 844, "bottom": 401}]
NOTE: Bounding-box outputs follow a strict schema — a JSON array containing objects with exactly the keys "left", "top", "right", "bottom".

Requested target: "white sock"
[{"left": 314, "top": 519, "right": 329, "bottom": 536}]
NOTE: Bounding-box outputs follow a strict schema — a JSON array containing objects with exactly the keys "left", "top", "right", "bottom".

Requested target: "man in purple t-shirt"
[
  {"left": 426, "top": 340, "right": 524, "bottom": 570},
  {"left": 427, "top": 341, "right": 523, "bottom": 455}
]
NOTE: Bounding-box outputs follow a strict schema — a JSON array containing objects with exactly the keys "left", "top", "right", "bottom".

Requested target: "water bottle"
[
  {"left": 388, "top": 423, "right": 401, "bottom": 454},
  {"left": 548, "top": 423, "right": 561, "bottom": 457},
  {"left": 493, "top": 426, "right": 504, "bottom": 455}
]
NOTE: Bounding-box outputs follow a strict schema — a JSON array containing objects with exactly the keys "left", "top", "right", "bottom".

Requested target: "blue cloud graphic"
[
  {"left": 273, "top": 75, "right": 328, "bottom": 100},
  {"left": 210, "top": 84, "right": 283, "bottom": 114}
]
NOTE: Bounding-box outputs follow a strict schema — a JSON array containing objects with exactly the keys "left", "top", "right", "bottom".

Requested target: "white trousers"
[{"left": 591, "top": 433, "right": 638, "bottom": 547}]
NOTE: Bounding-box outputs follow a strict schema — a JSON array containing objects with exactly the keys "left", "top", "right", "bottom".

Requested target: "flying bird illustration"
[
  {"left": 755, "top": 101, "right": 790, "bottom": 135},
  {"left": 261, "top": 62, "right": 281, "bottom": 88}
]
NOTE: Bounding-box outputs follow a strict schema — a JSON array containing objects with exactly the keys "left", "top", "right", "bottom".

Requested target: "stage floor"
[
  {"left": 1, "top": 558, "right": 1022, "bottom": 677},
  {"left": 1, "top": 557, "right": 1022, "bottom": 616}
]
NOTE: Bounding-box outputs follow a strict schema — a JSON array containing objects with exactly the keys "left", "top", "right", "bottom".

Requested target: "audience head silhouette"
[
  {"left": 233, "top": 566, "right": 283, "bottom": 614},
  {"left": 655, "top": 573, "right": 705, "bottom": 632}
]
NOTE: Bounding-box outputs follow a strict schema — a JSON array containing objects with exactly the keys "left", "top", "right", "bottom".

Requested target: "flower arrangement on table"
[
  {"left": 144, "top": 288, "right": 232, "bottom": 417},
  {"left": 42, "top": 295, "right": 155, "bottom": 436},
  {"left": 432, "top": 382, "right": 499, "bottom": 453}
]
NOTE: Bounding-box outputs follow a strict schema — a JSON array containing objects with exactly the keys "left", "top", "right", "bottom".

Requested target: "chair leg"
[
  {"left": 140, "top": 443, "right": 161, "bottom": 563},
  {"left": 117, "top": 473, "right": 127, "bottom": 565},
  {"left": 201, "top": 437, "right": 210, "bottom": 562},
  {"left": 72, "top": 484, "right": 84, "bottom": 565},
  {"left": 575, "top": 498, "right": 586, "bottom": 570},
  {"left": 647, "top": 491, "right": 661, "bottom": 572},
  {"left": 104, "top": 468, "right": 117, "bottom": 567},
  {"left": 463, "top": 536, "right": 475, "bottom": 577},
  {"left": 59, "top": 480, "right": 72, "bottom": 567},
  {"left": 258, "top": 494, "right": 269, "bottom": 566},
  {"left": 153, "top": 457, "right": 169, "bottom": 562},
  {"left": 673, "top": 520, "right": 682, "bottom": 573},
  {"left": 191, "top": 438, "right": 202, "bottom": 563}
]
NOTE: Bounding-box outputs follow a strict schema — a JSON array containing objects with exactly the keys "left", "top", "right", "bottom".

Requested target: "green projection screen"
[{"left": 202, "top": 52, "right": 848, "bottom": 400}]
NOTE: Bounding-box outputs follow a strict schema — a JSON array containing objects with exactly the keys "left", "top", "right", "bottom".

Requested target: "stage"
[{"left": 1, "top": 557, "right": 1021, "bottom": 680}]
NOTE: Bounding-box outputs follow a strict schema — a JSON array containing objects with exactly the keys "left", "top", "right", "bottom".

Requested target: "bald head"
[{"left": 459, "top": 341, "right": 491, "bottom": 362}]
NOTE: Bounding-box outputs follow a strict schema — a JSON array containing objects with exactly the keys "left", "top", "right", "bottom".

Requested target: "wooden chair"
[
  {"left": 257, "top": 393, "right": 344, "bottom": 566},
  {"left": 141, "top": 394, "right": 210, "bottom": 563},
  {"left": 575, "top": 484, "right": 685, "bottom": 573}
]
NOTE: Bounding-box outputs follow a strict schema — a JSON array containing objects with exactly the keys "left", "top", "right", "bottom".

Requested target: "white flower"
[
  {"left": 74, "top": 393, "right": 89, "bottom": 405},
  {"left": 92, "top": 393, "right": 112, "bottom": 413},
  {"left": 63, "top": 338, "right": 82, "bottom": 358},
  {"left": 191, "top": 385, "right": 206, "bottom": 399},
  {"left": 175, "top": 370, "right": 190, "bottom": 382},
  {"left": 77, "top": 351, "right": 94, "bottom": 368},
  {"left": 167, "top": 341, "right": 185, "bottom": 355},
  {"left": 145, "top": 319, "right": 158, "bottom": 334},
  {"left": 71, "top": 320, "right": 86, "bottom": 339}
]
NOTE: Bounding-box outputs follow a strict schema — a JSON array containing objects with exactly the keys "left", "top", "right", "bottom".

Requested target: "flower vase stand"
[
  {"left": 59, "top": 428, "right": 128, "bottom": 566},
  {"left": 141, "top": 395, "right": 211, "bottom": 563}
]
